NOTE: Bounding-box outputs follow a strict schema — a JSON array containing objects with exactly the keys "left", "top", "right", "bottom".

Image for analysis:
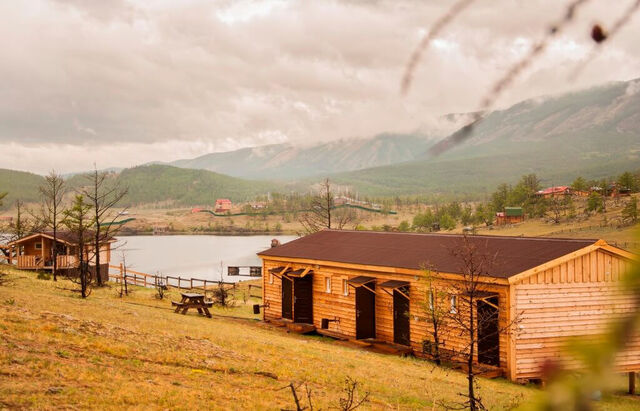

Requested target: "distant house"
[
  {"left": 495, "top": 207, "right": 524, "bottom": 225},
  {"left": 536, "top": 186, "right": 572, "bottom": 198},
  {"left": 0, "top": 216, "right": 13, "bottom": 223},
  {"left": 214, "top": 199, "right": 232, "bottom": 213},
  {"left": 249, "top": 202, "right": 266, "bottom": 210},
  {"left": 5, "top": 231, "right": 114, "bottom": 282},
  {"left": 609, "top": 183, "right": 632, "bottom": 198}
]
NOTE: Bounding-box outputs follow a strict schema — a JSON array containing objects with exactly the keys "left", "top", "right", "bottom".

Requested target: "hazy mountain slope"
[
  {"left": 0, "top": 169, "right": 45, "bottom": 209},
  {"left": 105, "top": 165, "right": 281, "bottom": 207},
  {"left": 329, "top": 79, "right": 640, "bottom": 196},
  {"left": 167, "top": 133, "right": 433, "bottom": 179},
  {"left": 1, "top": 165, "right": 281, "bottom": 209}
]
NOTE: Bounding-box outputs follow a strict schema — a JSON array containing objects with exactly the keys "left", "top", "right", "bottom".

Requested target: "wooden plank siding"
[
  {"left": 262, "top": 258, "right": 514, "bottom": 375},
  {"left": 511, "top": 249, "right": 640, "bottom": 381}
]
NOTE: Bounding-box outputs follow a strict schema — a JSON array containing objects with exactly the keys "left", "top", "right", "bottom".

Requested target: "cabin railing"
[
  {"left": 56, "top": 255, "right": 79, "bottom": 269},
  {"left": 17, "top": 255, "right": 44, "bottom": 269}
]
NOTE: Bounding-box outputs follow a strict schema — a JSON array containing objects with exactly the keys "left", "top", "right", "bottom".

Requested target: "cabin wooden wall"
[
  {"left": 263, "top": 261, "right": 283, "bottom": 321},
  {"left": 261, "top": 258, "right": 512, "bottom": 373},
  {"left": 21, "top": 238, "right": 48, "bottom": 257},
  {"left": 511, "top": 249, "right": 639, "bottom": 380},
  {"left": 410, "top": 280, "right": 511, "bottom": 371}
]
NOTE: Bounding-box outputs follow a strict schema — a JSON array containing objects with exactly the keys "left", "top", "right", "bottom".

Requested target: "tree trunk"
[
  {"left": 95, "top": 224, "right": 102, "bottom": 286},
  {"left": 52, "top": 219, "right": 58, "bottom": 282},
  {"left": 468, "top": 297, "right": 476, "bottom": 411}
]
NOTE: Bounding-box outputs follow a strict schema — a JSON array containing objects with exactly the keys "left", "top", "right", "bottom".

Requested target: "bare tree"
[
  {"left": 338, "top": 377, "right": 370, "bottom": 411},
  {"left": 62, "top": 195, "right": 94, "bottom": 298},
  {"left": 444, "top": 235, "right": 499, "bottom": 411},
  {"left": 82, "top": 166, "right": 128, "bottom": 286},
  {"left": 6, "top": 200, "right": 40, "bottom": 242},
  {"left": 546, "top": 196, "right": 567, "bottom": 224},
  {"left": 419, "top": 266, "right": 450, "bottom": 366},
  {"left": 38, "top": 170, "right": 66, "bottom": 281},
  {"left": 299, "top": 178, "right": 355, "bottom": 234}
]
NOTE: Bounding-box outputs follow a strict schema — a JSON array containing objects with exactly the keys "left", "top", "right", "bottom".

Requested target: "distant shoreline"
[{"left": 116, "top": 230, "right": 298, "bottom": 237}]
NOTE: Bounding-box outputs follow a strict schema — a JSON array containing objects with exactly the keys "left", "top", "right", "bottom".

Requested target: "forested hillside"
[
  {"left": 0, "top": 169, "right": 45, "bottom": 209},
  {"left": 1, "top": 165, "right": 282, "bottom": 209}
]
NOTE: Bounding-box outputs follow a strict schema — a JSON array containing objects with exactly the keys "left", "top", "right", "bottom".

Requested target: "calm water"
[{"left": 112, "top": 235, "right": 297, "bottom": 282}]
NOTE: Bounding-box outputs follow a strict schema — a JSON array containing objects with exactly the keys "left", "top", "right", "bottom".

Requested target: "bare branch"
[{"left": 401, "top": 0, "right": 476, "bottom": 95}]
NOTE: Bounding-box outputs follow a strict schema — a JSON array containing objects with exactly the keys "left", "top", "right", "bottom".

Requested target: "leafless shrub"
[
  {"left": 281, "top": 382, "right": 314, "bottom": 411},
  {"left": 338, "top": 377, "right": 370, "bottom": 411}
]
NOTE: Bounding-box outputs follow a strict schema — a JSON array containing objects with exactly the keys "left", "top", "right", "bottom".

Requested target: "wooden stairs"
[{"left": 268, "top": 319, "right": 316, "bottom": 334}]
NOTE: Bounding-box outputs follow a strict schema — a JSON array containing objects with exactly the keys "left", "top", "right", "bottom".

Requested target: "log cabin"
[
  {"left": 258, "top": 230, "right": 639, "bottom": 383},
  {"left": 5, "top": 231, "right": 114, "bottom": 282}
]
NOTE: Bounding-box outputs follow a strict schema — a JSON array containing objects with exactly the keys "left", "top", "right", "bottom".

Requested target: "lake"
[{"left": 112, "top": 235, "right": 297, "bottom": 282}]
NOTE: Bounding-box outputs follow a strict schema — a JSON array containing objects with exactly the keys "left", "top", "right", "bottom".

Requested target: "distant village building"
[
  {"left": 0, "top": 216, "right": 13, "bottom": 223},
  {"left": 214, "top": 199, "right": 232, "bottom": 213},
  {"left": 258, "top": 230, "right": 639, "bottom": 383},
  {"left": 495, "top": 207, "right": 524, "bottom": 225},
  {"left": 249, "top": 201, "right": 267, "bottom": 210},
  {"left": 535, "top": 186, "right": 572, "bottom": 198}
]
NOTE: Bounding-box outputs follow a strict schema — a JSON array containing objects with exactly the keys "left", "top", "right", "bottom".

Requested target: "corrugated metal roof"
[{"left": 258, "top": 230, "right": 597, "bottom": 279}]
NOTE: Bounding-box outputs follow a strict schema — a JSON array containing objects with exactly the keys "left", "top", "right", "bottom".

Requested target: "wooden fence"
[{"left": 108, "top": 264, "right": 262, "bottom": 297}]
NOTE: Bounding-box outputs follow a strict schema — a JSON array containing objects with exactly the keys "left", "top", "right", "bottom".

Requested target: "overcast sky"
[{"left": 2, "top": 0, "right": 639, "bottom": 174}]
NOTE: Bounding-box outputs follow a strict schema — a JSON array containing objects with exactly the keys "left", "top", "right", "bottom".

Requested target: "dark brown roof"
[
  {"left": 10, "top": 231, "right": 115, "bottom": 246},
  {"left": 258, "top": 230, "right": 598, "bottom": 279}
]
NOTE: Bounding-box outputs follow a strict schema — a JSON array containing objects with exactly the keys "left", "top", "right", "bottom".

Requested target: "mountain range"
[
  {"left": 1, "top": 78, "right": 639, "bottom": 208},
  {"left": 161, "top": 78, "right": 640, "bottom": 195}
]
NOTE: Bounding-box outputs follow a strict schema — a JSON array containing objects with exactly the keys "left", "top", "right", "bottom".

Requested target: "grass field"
[{"left": 1, "top": 267, "right": 639, "bottom": 410}]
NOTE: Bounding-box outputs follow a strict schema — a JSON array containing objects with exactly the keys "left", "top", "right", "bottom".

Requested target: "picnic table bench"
[{"left": 172, "top": 292, "right": 213, "bottom": 318}]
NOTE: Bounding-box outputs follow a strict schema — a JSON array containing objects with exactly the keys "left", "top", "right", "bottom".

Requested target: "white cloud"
[{"left": 0, "top": 0, "right": 639, "bottom": 173}]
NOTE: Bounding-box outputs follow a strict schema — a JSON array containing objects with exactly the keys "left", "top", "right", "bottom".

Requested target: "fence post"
[
  {"left": 144, "top": 274, "right": 147, "bottom": 288},
  {"left": 190, "top": 278, "right": 193, "bottom": 289},
  {"left": 178, "top": 276, "right": 182, "bottom": 290},
  {"left": 119, "top": 262, "right": 124, "bottom": 284}
]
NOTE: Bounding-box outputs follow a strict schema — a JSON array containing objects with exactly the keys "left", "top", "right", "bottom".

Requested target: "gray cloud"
[{"left": 1, "top": 0, "right": 639, "bottom": 173}]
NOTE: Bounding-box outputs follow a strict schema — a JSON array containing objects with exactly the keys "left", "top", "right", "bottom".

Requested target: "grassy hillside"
[
  {"left": 2, "top": 268, "right": 638, "bottom": 409},
  {"left": 0, "top": 169, "right": 45, "bottom": 210}
]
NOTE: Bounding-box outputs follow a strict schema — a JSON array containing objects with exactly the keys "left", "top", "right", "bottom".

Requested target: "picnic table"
[{"left": 172, "top": 292, "right": 213, "bottom": 318}]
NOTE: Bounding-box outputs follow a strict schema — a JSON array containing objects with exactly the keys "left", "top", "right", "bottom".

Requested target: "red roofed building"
[
  {"left": 214, "top": 199, "right": 232, "bottom": 213},
  {"left": 535, "top": 186, "right": 572, "bottom": 198}
]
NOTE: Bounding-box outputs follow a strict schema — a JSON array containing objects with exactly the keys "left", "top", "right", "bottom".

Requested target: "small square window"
[
  {"left": 450, "top": 295, "right": 457, "bottom": 314},
  {"left": 342, "top": 279, "right": 349, "bottom": 296},
  {"left": 325, "top": 277, "right": 331, "bottom": 293},
  {"left": 35, "top": 243, "right": 42, "bottom": 250}
]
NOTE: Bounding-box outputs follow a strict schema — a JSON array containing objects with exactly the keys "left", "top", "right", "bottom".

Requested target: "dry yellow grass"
[{"left": 1, "top": 267, "right": 639, "bottom": 410}]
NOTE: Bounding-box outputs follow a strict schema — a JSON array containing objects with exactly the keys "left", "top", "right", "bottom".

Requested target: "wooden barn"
[
  {"left": 258, "top": 230, "right": 639, "bottom": 383},
  {"left": 5, "top": 231, "right": 114, "bottom": 282}
]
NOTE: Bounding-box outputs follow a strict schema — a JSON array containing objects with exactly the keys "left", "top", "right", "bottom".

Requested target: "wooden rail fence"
[{"left": 108, "top": 264, "right": 262, "bottom": 297}]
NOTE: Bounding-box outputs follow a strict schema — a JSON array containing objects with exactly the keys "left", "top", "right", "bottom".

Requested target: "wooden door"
[
  {"left": 281, "top": 276, "right": 293, "bottom": 320},
  {"left": 477, "top": 297, "right": 499, "bottom": 366},
  {"left": 355, "top": 283, "right": 376, "bottom": 340},
  {"left": 393, "top": 290, "right": 410, "bottom": 346},
  {"left": 293, "top": 276, "right": 313, "bottom": 323}
]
